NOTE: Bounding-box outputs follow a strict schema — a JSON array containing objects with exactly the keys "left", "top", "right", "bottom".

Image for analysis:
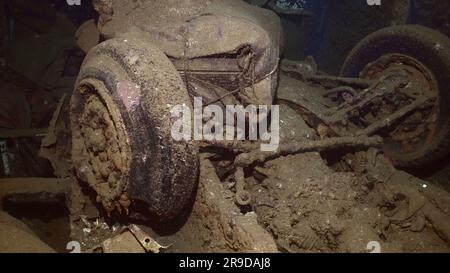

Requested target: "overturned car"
[
  {"left": 70, "top": 0, "right": 282, "bottom": 220},
  {"left": 66, "top": 0, "right": 450, "bottom": 224}
]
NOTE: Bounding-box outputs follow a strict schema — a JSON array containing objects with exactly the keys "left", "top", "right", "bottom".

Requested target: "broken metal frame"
[
  {"left": 0, "top": 128, "right": 48, "bottom": 139},
  {"left": 203, "top": 60, "right": 437, "bottom": 206},
  {"left": 229, "top": 136, "right": 383, "bottom": 206},
  {"left": 98, "top": 224, "right": 168, "bottom": 253},
  {"left": 281, "top": 66, "right": 437, "bottom": 139},
  {"left": 0, "top": 177, "right": 69, "bottom": 210}
]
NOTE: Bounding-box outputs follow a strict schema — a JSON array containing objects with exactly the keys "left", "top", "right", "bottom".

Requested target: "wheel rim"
[
  {"left": 71, "top": 78, "right": 132, "bottom": 216},
  {"left": 360, "top": 53, "right": 440, "bottom": 162}
]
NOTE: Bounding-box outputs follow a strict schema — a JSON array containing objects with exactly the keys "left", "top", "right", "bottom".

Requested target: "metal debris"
[{"left": 99, "top": 225, "right": 169, "bottom": 253}]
